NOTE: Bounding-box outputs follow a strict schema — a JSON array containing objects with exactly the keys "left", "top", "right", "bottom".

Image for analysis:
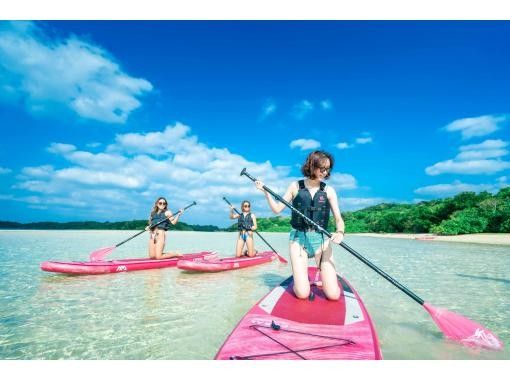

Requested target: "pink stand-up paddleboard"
[
  {"left": 177, "top": 251, "right": 277, "bottom": 272},
  {"left": 215, "top": 267, "right": 382, "bottom": 360},
  {"left": 41, "top": 251, "right": 216, "bottom": 275}
]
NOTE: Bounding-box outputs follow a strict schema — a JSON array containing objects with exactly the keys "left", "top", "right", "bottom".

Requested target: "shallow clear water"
[{"left": 0, "top": 230, "right": 508, "bottom": 359}]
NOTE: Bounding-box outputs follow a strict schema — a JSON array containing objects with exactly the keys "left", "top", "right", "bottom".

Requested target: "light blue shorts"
[{"left": 289, "top": 229, "right": 327, "bottom": 258}]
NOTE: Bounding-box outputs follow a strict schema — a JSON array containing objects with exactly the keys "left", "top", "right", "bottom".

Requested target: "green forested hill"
[
  {"left": 3, "top": 188, "right": 509, "bottom": 235},
  {"left": 0, "top": 219, "right": 221, "bottom": 232},
  {"left": 227, "top": 187, "right": 510, "bottom": 235}
]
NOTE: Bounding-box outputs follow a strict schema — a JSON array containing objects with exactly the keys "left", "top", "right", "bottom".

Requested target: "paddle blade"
[
  {"left": 89, "top": 246, "right": 116, "bottom": 262},
  {"left": 423, "top": 302, "right": 503, "bottom": 351}
]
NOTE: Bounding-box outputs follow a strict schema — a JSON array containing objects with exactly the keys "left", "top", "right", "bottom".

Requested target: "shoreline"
[{"left": 349, "top": 233, "right": 510, "bottom": 246}]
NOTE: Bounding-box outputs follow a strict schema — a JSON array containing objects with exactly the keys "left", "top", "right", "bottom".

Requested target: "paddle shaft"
[
  {"left": 115, "top": 202, "right": 197, "bottom": 248},
  {"left": 241, "top": 168, "right": 425, "bottom": 305},
  {"left": 223, "top": 197, "right": 283, "bottom": 258}
]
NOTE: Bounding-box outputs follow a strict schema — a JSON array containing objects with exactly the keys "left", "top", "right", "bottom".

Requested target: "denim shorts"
[{"left": 289, "top": 229, "right": 327, "bottom": 258}]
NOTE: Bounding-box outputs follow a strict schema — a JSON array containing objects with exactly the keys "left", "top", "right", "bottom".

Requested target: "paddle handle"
[
  {"left": 222, "top": 197, "right": 285, "bottom": 263},
  {"left": 240, "top": 168, "right": 425, "bottom": 305},
  {"left": 115, "top": 201, "right": 197, "bottom": 248}
]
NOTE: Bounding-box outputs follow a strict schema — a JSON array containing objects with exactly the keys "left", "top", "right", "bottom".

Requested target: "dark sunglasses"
[{"left": 157, "top": 201, "right": 167, "bottom": 205}]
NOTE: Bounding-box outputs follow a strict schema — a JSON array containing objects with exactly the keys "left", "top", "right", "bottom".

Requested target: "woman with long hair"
[{"left": 146, "top": 197, "right": 184, "bottom": 260}]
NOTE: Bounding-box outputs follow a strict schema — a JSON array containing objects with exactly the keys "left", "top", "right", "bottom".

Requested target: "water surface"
[{"left": 0, "top": 230, "right": 508, "bottom": 359}]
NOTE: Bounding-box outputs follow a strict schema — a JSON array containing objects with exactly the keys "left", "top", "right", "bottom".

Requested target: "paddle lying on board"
[
  {"left": 223, "top": 197, "right": 287, "bottom": 264},
  {"left": 89, "top": 201, "right": 197, "bottom": 262},
  {"left": 240, "top": 168, "right": 503, "bottom": 351}
]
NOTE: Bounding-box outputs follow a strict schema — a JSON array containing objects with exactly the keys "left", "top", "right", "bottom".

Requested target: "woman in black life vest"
[
  {"left": 229, "top": 200, "right": 258, "bottom": 257},
  {"left": 145, "top": 197, "right": 184, "bottom": 260},
  {"left": 254, "top": 150, "right": 345, "bottom": 300}
]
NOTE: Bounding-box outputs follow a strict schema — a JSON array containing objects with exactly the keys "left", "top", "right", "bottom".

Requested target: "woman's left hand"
[
  {"left": 178, "top": 208, "right": 184, "bottom": 215},
  {"left": 330, "top": 231, "right": 344, "bottom": 245}
]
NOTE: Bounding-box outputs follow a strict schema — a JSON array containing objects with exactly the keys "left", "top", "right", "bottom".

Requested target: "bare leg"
[
  {"left": 235, "top": 233, "right": 245, "bottom": 257},
  {"left": 315, "top": 244, "right": 340, "bottom": 301},
  {"left": 148, "top": 231, "right": 157, "bottom": 259},
  {"left": 289, "top": 241, "right": 310, "bottom": 299},
  {"left": 246, "top": 231, "right": 255, "bottom": 257},
  {"left": 154, "top": 231, "right": 183, "bottom": 259}
]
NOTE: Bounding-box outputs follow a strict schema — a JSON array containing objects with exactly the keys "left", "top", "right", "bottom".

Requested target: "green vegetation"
[
  {"left": 0, "top": 220, "right": 221, "bottom": 232},
  {"left": 2, "top": 188, "right": 509, "bottom": 235},
  {"left": 227, "top": 187, "right": 510, "bottom": 235}
]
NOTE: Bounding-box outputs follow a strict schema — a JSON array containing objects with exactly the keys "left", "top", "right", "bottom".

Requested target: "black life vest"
[
  {"left": 238, "top": 212, "right": 254, "bottom": 231},
  {"left": 290, "top": 180, "right": 331, "bottom": 231},
  {"left": 150, "top": 212, "right": 170, "bottom": 231}
]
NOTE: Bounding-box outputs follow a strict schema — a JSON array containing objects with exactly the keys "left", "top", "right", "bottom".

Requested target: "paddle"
[
  {"left": 89, "top": 201, "right": 197, "bottom": 262},
  {"left": 223, "top": 197, "right": 288, "bottom": 264},
  {"left": 240, "top": 168, "right": 503, "bottom": 351}
]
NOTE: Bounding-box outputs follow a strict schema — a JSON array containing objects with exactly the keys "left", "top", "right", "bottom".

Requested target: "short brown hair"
[{"left": 301, "top": 150, "right": 334, "bottom": 180}]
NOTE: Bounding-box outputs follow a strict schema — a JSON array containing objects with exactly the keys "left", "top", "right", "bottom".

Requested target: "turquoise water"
[{"left": 0, "top": 230, "right": 508, "bottom": 359}]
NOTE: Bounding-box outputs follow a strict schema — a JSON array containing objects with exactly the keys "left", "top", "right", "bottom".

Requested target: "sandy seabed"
[{"left": 349, "top": 233, "right": 510, "bottom": 246}]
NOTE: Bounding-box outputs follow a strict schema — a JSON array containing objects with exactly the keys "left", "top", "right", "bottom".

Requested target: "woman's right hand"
[
  {"left": 145, "top": 226, "right": 150, "bottom": 231},
  {"left": 255, "top": 180, "right": 265, "bottom": 192}
]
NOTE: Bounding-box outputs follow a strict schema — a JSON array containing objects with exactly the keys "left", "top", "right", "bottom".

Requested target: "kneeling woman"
[
  {"left": 147, "top": 197, "right": 184, "bottom": 260},
  {"left": 229, "top": 201, "right": 258, "bottom": 257},
  {"left": 255, "top": 150, "right": 345, "bottom": 301}
]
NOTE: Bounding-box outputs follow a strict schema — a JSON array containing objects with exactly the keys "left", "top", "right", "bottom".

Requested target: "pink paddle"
[
  {"left": 88, "top": 201, "right": 197, "bottom": 262},
  {"left": 241, "top": 168, "right": 504, "bottom": 351}
]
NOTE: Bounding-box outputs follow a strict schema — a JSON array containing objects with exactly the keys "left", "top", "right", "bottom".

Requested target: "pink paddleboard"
[
  {"left": 215, "top": 266, "right": 382, "bottom": 360},
  {"left": 177, "top": 251, "right": 277, "bottom": 272},
  {"left": 41, "top": 251, "right": 216, "bottom": 275}
]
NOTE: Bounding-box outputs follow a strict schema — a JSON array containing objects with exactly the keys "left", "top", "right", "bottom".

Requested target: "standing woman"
[
  {"left": 229, "top": 201, "right": 258, "bottom": 258},
  {"left": 254, "top": 150, "right": 345, "bottom": 300},
  {"left": 146, "top": 197, "right": 184, "bottom": 260}
]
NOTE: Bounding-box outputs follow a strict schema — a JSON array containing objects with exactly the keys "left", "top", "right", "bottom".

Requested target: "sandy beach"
[{"left": 350, "top": 233, "right": 510, "bottom": 246}]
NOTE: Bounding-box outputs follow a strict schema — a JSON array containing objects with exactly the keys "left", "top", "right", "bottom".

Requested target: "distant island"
[
  {"left": 0, "top": 220, "right": 222, "bottom": 232},
  {"left": 2, "top": 188, "right": 509, "bottom": 235}
]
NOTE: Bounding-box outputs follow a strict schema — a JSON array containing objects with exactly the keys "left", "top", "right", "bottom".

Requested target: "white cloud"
[
  {"left": 291, "top": 100, "right": 314, "bottom": 120},
  {"left": 289, "top": 138, "right": 321, "bottom": 151},
  {"left": 47, "top": 143, "right": 77, "bottom": 155},
  {"left": 335, "top": 142, "right": 352, "bottom": 150},
  {"left": 320, "top": 100, "right": 332, "bottom": 110},
  {"left": 425, "top": 159, "right": 510, "bottom": 176},
  {"left": 10, "top": 122, "right": 365, "bottom": 225},
  {"left": 0, "top": 21, "right": 152, "bottom": 123},
  {"left": 455, "top": 139, "right": 509, "bottom": 161},
  {"left": 459, "top": 139, "right": 508, "bottom": 151},
  {"left": 426, "top": 138, "right": 510, "bottom": 175},
  {"left": 0, "top": 167, "right": 12, "bottom": 175},
  {"left": 259, "top": 99, "right": 277, "bottom": 120},
  {"left": 340, "top": 197, "right": 388, "bottom": 211},
  {"left": 443, "top": 115, "right": 507, "bottom": 140},
  {"left": 336, "top": 133, "right": 373, "bottom": 150},
  {"left": 355, "top": 137, "right": 373, "bottom": 145},
  {"left": 327, "top": 173, "right": 357, "bottom": 190},
  {"left": 414, "top": 180, "right": 499, "bottom": 196}
]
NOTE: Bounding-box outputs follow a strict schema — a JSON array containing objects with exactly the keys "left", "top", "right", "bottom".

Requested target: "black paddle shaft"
[
  {"left": 240, "top": 168, "right": 425, "bottom": 305},
  {"left": 115, "top": 201, "right": 197, "bottom": 248},
  {"left": 222, "top": 197, "right": 280, "bottom": 255}
]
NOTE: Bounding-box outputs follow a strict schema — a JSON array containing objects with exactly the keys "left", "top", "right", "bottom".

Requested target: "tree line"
[
  {"left": 2, "top": 187, "right": 509, "bottom": 235},
  {"left": 226, "top": 187, "right": 510, "bottom": 235}
]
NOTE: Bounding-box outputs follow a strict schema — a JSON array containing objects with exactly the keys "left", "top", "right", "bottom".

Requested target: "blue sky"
[{"left": 0, "top": 21, "right": 509, "bottom": 227}]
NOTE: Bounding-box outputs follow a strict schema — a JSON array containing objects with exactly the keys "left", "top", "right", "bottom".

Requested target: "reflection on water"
[{"left": 0, "top": 230, "right": 509, "bottom": 359}]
